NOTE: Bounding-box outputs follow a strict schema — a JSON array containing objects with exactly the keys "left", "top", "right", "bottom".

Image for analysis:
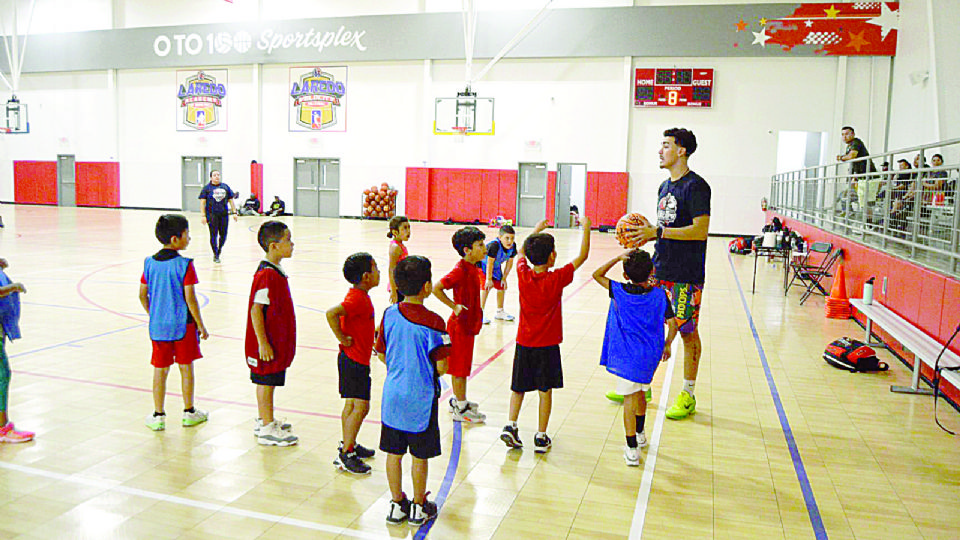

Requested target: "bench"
[{"left": 850, "top": 298, "right": 960, "bottom": 395}]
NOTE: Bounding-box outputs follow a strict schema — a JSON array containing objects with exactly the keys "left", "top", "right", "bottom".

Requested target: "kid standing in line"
[
  {"left": 593, "top": 249, "right": 677, "bottom": 466},
  {"left": 500, "top": 217, "right": 591, "bottom": 452},
  {"left": 246, "top": 221, "right": 298, "bottom": 446},
  {"left": 480, "top": 225, "right": 518, "bottom": 325},
  {"left": 326, "top": 252, "right": 381, "bottom": 475},
  {"left": 433, "top": 226, "right": 487, "bottom": 423},
  {"left": 139, "top": 214, "right": 210, "bottom": 432},
  {"left": 387, "top": 216, "right": 411, "bottom": 304},
  {"left": 0, "top": 258, "right": 33, "bottom": 443},
  {"left": 376, "top": 256, "right": 450, "bottom": 526}
]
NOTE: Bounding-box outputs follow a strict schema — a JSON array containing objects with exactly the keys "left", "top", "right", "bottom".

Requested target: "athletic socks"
[
  {"left": 626, "top": 435, "right": 638, "bottom": 449},
  {"left": 509, "top": 421, "right": 518, "bottom": 429},
  {"left": 184, "top": 407, "right": 196, "bottom": 414},
  {"left": 636, "top": 415, "right": 645, "bottom": 434},
  {"left": 683, "top": 380, "right": 696, "bottom": 397},
  {"left": 153, "top": 412, "right": 165, "bottom": 417}
]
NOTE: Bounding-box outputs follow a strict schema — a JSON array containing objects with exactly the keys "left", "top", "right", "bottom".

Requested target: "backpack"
[
  {"left": 728, "top": 236, "right": 753, "bottom": 255},
  {"left": 823, "top": 337, "right": 888, "bottom": 372}
]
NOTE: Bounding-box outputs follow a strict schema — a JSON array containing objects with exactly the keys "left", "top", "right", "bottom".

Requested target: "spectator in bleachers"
[
  {"left": 835, "top": 126, "right": 875, "bottom": 214},
  {"left": 889, "top": 159, "right": 915, "bottom": 230}
]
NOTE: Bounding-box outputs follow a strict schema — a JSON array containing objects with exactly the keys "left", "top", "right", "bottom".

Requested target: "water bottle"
[{"left": 863, "top": 277, "right": 875, "bottom": 305}]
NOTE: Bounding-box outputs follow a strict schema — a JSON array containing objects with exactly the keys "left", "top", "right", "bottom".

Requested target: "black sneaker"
[
  {"left": 333, "top": 451, "right": 372, "bottom": 475},
  {"left": 534, "top": 433, "right": 552, "bottom": 453},
  {"left": 386, "top": 495, "right": 411, "bottom": 525},
  {"left": 340, "top": 440, "right": 376, "bottom": 460},
  {"left": 500, "top": 425, "right": 522, "bottom": 449},
  {"left": 409, "top": 495, "right": 438, "bottom": 525}
]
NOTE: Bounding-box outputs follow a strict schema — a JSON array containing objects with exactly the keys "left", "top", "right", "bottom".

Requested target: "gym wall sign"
[
  {"left": 153, "top": 27, "right": 366, "bottom": 58},
  {"left": 176, "top": 70, "right": 228, "bottom": 132},
  {"left": 289, "top": 67, "right": 348, "bottom": 133}
]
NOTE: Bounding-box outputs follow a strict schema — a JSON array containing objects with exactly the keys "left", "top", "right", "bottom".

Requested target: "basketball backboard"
[
  {"left": 434, "top": 90, "right": 494, "bottom": 135},
  {"left": 3, "top": 97, "right": 29, "bottom": 134}
]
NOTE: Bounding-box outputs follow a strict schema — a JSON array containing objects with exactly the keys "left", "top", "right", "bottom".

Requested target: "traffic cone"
[{"left": 825, "top": 262, "right": 852, "bottom": 319}]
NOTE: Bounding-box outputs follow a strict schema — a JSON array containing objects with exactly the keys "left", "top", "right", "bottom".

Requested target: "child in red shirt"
[
  {"left": 387, "top": 216, "right": 411, "bottom": 304},
  {"left": 433, "top": 226, "right": 487, "bottom": 423},
  {"left": 326, "top": 252, "right": 381, "bottom": 475},
  {"left": 500, "top": 217, "right": 591, "bottom": 453},
  {"left": 245, "top": 221, "right": 298, "bottom": 446}
]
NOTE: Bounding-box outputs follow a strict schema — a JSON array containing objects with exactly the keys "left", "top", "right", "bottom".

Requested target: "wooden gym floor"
[{"left": 0, "top": 205, "right": 957, "bottom": 540}]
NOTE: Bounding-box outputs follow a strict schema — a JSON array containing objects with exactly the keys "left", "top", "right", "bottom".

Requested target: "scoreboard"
[{"left": 634, "top": 68, "right": 714, "bottom": 108}]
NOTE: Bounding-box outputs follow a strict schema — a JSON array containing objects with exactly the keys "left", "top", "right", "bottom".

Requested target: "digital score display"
[{"left": 634, "top": 68, "right": 714, "bottom": 108}]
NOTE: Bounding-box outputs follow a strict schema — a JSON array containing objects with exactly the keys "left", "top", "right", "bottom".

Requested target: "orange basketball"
[
  {"left": 381, "top": 182, "right": 389, "bottom": 189},
  {"left": 615, "top": 213, "right": 652, "bottom": 248}
]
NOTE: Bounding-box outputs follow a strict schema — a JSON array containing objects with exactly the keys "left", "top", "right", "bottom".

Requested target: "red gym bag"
[{"left": 823, "top": 337, "right": 889, "bottom": 372}]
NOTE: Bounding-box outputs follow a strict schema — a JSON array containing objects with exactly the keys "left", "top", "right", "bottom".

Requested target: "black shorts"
[
  {"left": 251, "top": 370, "right": 286, "bottom": 387},
  {"left": 511, "top": 344, "right": 563, "bottom": 393},
  {"left": 379, "top": 402, "right": 441, "bottom": 460},
  {"left": 338, "top": 351, "right": 371, "bottom": 401}
]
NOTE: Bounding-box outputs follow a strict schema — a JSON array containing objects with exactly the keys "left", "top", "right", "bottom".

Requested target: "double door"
[
  {"left": 295, "top": 158, "right": 340, "bottom": 217},
  {"left": 182, "top": 156, "right": 222, "bottom": 212}
]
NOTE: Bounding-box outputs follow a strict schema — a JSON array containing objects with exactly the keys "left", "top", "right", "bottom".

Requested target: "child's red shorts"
[
  {"left": 447, "top": 325, "right": 476, "bottom": 378},
  {"left": 151, "top": 323, "right": 202, "bottom": 368}
]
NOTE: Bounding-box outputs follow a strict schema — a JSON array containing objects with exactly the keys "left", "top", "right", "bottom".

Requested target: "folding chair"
[
  {"left": 794, "top": 247, "right": 843, "bottom": 304},
  {"left": 786, "top": 242, "right": 835, "bottom": 303}
]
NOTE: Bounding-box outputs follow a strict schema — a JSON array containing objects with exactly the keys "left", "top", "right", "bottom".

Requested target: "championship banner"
[
  {"left": 288, "top": 66, "right": 347, "bottom": 132},
  {"left": 176, "top": 69, "right": 228, "bottom": 131}
]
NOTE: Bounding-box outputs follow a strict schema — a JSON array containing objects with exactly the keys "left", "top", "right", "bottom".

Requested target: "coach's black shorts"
[
  {"left": 379, "top": 402, "right": 441, "bottom": 460},
  {"left": 338, "top": 351, "right": 372, "bottom": 401},
  {"left": 510, "top": 344, "right": 563, "bottom": 393},
  {"left": 251, "top": 370, "right": 286, "bottom": 387}
]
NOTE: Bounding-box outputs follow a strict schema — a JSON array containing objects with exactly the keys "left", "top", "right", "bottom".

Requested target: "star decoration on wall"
[
  {"left": 846, "top": 30, "right": 870, "bottom": 52},
  {"left": 759, "top": 17, "right": 768, "bottom": 26},
  {"left": 867, "top": 2, "right": 900, "bottom": 40},
  {"left": 736, "top": 19, "right": 748, "bottom": 32},
  {"left": 805, "top": 19, "right": 813, "bottom": 28},
  {"left": 824, "top": 5, "right": 840, "bottom": 18},
  {"left": 752, "top": 27, "right": 772, "bottom": 47}
]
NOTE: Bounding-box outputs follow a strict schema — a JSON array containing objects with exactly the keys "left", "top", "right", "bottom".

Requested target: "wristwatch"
[{"left": 656, "top": 226, "right": 664, "bottom": 241}]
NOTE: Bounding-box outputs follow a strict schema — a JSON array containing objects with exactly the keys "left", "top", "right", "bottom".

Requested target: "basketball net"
[{"left": 453, "top": 126, "right": 468, "bottom": 144}]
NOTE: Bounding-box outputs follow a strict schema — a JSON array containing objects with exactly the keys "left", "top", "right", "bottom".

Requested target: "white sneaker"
[
  {"left": 452, "top": 403, "right": 486, "bottom": 423},
  {"left": 624, "top": 445, "right": 640, "bottom": 466},
  {"left": 482, "top": 315, "right": 491, "bottom": 325},
  {"left": 257, "top": 420, "right": 298, "bottom": 446},
  {"left": 638, "top": 431, "right": 648, "bottom": 448},
  {"left": 254, "top": 417, "right": 292, "bottom": 436},
  {"left": 181, "top": 409, "right": 208, "bottom": 427},
  {"left": 494, "top": 311, "right": 515, "bottom": 321},
  {"left": 448, "top": 397, "right": 479, "bottom": 413}
]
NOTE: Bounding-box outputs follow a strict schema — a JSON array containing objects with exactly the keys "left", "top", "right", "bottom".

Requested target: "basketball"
[{"left": 615, "top": 213, "right": 652, "bottom": 248}]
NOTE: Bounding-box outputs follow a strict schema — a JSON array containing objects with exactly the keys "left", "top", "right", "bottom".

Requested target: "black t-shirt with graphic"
[
  {"left": 653, "top": 170, "right": 711, "bottom": 285},
  {"left": 198, "top": 182, "right": 235, "bottom": 215},
  {"left": 846, "top": 138, "right": 869, "bottom": 175}
]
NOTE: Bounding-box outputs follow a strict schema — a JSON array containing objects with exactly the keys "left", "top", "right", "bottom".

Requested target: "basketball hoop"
[{"left": 453, "top": 126, "right": 469, "bottom": 144}]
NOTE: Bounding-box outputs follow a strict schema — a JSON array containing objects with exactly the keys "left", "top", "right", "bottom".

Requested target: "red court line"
[{"left": 15, "top": 369, "right": 381, "bottom": 424}]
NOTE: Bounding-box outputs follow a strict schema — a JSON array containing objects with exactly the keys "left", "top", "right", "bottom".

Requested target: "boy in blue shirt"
[
  {"left": 375, "top": 255, "right": 450, "bottom": 526},
  {"left": 593, "top": 249, "right": 677, "bottom": 466},
  {"left": 139, "top": 214, "right": 210, "bottom": 432},
  {"left": 480, "top": 225, "right": 517, "bottom": 324}
]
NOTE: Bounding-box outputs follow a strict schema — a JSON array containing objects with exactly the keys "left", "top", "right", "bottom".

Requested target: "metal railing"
[{"left": 771, "top": 138, "right": 960, "bottom": 277}]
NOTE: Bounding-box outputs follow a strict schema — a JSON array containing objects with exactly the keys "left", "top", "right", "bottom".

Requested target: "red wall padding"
[
  {"left": 769, "top": 211, "right": 960, "bottom": 402},
  {"left": 13, "top": 161, "right": 57, "bottom": 205},
  {"left": 405, "top": 167, "right": 627, "bottom": 228},
  {"left": 75, "top": 162, "right": 120, "bottom": 207},
  {"left": 250, "top": 162, "right": 264, "bottom": 202}
]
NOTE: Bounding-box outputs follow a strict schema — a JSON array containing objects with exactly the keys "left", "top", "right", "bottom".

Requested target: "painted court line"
[
  {"left": 0, "top": 461, "right": 390, "bottom": 540},
  {"left": 628, "top": 350, "right": 677, "bottom": 539},
  {"left": 727, "top": 253, "right": 828, "bottom": 539}
]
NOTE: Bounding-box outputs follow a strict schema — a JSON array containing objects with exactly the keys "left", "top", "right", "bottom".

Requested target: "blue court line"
[
  {"left": 416, "top": 377, "right": 462, "bottom": 539},
  {"left": 728, "top": 253, "right": 828, "bottom": 540}
]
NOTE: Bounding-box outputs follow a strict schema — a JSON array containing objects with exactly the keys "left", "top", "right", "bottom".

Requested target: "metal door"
[
  {"left": 294, "top": 158, "right": 320, "bottom": 217},
  {"left": 57, "top": 154, "right": 76, "bottom": 207},
  {"left": 182, "top": 156, "right": 221, "bottom": 212},
  {"left": 516, "top": 163, "right": 548, "bottom": 227},
  {"left": 554, "top": 164, "right": 575, "bottom": 228},
  {"left": 318, "top": 159, "right": 340, "bottom": 218}
]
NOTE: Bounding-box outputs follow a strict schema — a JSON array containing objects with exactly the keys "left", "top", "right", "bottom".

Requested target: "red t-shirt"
[
  {"left": 244, "top": 261, "right": 297, "bottom": 375},
  {"left": 516, "top": 258, "right": 575, "bottom": 347},
  {"left": 440, "top": 259, "right": 484, "bottom": 336},
  {"left": 339, "top": 287, "right": 375, "bottom": 365}
]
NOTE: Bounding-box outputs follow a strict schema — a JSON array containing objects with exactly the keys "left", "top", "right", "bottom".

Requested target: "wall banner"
[
  {"left": 288, "top": 66, "right": 347, "bottom": 133},
  {"left": 176, "top": 69, "right": 228, "bottom": 131}
]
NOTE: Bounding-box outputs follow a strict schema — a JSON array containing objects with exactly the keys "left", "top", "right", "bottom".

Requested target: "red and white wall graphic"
[{"left": 734, "top": 2, "right": 899, "bottom": 56}]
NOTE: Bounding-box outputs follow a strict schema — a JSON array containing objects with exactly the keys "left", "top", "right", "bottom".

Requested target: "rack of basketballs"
[{"left": 362, "top": 183, "right": 399, "bottom": 219}]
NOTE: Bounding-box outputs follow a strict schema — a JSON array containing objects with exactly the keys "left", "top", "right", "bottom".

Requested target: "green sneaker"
[
  {"left": 605, "top": 391, "right": 624, "bottom": 404},
  {"left": 665, "top": 391, "right": 696, "bottom": 420},
  {"left": 145, "top": 413, "right": 166, "bottom": 431},
  {"left": 182, "top": 408, "right": 209, "bottom": 427}
]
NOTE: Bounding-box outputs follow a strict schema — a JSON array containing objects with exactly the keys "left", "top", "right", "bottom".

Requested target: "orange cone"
[{"left": 825, "top": 262, "right": 852, "bottom": 319}]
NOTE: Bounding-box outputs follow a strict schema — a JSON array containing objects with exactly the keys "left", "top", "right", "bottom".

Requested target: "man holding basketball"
[{"left": 611, "top": 127, "right": 710, "bottom": 420}]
